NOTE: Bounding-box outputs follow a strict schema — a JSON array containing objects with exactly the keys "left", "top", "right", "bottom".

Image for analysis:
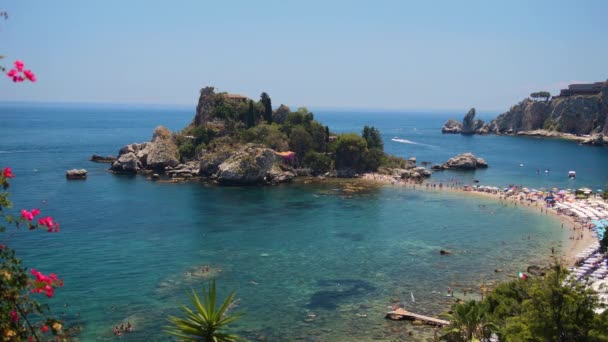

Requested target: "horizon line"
[{"left": 0, "top": 99, "right": 505, "bottom": 114}]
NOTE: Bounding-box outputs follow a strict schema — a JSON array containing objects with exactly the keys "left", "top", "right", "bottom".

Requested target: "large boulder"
[
  {"left": 266, "top": 164, "right": 296, "bottom": 184},
  {"left": 146, "top": 126, "right": 179, "bottom": 171},
  {"left": 215, "top": 144, "right": 278, "bottom": 185},
  {"left": 435, "top": 153, "right": 488, "bottom": 170},
  {"left": 441, "top": 119, "right": 462, "bottom": 134},
  {"left": 199, "top": 148, "right": 234, "bottom": 176},
  {"left": 110, "top": 152, "right": 142, "bottom": 173},
  {"left": 66, "top": 169, "right": 87, "bottom": 179}
]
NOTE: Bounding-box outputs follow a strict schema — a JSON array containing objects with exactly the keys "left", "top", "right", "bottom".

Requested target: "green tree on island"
[
  {"left": 246, "top": 100, "right": 255, "bottom": 128},
  {"left": 260, "top": 92, "right": 272, "bottom": 124},
  {"left": 362, "top": 125, "right": 384, "bottom": 151}
]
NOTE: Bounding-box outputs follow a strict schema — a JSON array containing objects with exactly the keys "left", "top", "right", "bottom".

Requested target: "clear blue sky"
[{"left": 1, "top": 0, "right": 606, "bottom": 111}]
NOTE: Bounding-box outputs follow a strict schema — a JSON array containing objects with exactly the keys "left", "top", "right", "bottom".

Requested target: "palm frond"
[{"left": 165, "top": 280, "right": 245, "bottom": 342}]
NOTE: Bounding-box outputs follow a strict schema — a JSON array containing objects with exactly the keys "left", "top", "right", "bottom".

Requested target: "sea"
[{"left": 1, "top": 103, "right": 607, "bottom": 341}]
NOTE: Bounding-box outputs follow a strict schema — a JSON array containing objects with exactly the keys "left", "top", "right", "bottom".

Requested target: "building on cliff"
[
  {"left": 222, "top": 93, "right": 248, "bottom": 103},
  {"left": 558, "top": 82, "right": 604, "bottom": 97}
]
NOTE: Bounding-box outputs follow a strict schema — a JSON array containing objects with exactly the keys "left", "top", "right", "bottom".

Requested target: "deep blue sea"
[{"left": 1, "top": 103, "right": 607, "bottom": 341}]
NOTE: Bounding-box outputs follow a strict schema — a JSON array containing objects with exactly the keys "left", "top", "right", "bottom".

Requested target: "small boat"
[
  {"left": 568, "top": 171, "right": 576, "bottom": 179},
  {"left": 519, "top": 163, "right": 524, "bottom": 167}
]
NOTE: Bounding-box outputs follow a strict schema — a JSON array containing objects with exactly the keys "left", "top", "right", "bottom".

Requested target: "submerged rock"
[
  {"left": 90, "top": 155, "right": 117, "bottom": 163},
  {"left": 66, "top": 169, "right": 87, "bottom": 179}
]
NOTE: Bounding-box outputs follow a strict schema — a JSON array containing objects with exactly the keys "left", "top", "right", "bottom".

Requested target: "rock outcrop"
[
  {"left": 432, "top": 153, "right": 488, "bottom": 170},
  {"left": 461, "top": 108, "right": 486, "bottom": 135},
  {"left": 90, "top": 155, "right": 117, "bottom": 163},
  {"left": 166, "top": 161, "right": 200, "bottom": 179},
  {"left": 66, "top": 169, "right": 87, "bottom": 179},
  {"left": 581, "top": 133, "right": 605, "bottom": 146},
  {"left": 146, "top": 126, "right": 179, "bottom": 171},
  {"left": 441, "top": 119, "right": 462, "bottom": 134},
  {"left": 110, "top": 126, "right": 179, "bottom": 174},
  {"left": 110, "top": 152, "right": 142, "bottom": 174},
  {"left": 214, "top": 144, "right": 278, "bottom": 185},
  {"left": 441, "top": 108, "right": 488, "bottom": 135}
]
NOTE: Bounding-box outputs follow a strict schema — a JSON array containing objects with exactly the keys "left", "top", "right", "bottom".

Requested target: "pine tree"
[
  {"left": 247, "top": 100, "right": 255, "bottom": 128},
  {"left": 260, "top": 92, "right": 273, "bottom": 124}
]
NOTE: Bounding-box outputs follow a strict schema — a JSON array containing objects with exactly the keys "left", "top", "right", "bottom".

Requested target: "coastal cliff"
[{"left": 442, "top": 80, "right": 608, "bottom": 145}]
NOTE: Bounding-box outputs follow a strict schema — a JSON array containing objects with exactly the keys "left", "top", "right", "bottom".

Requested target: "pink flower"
[
  {"left": 10, "top": 310, "right": 18, "bottom": 322},
  {"left": 41, "top": 325, "right": 49, "bottom": 333},
  {"left": 14, "top": 60, "right": 24, "bottom": 72},
  {"left": 38, "top": 216, "right": 55, "bottom": 228},
  {"left": 23, "top": 70, "right": 36, "bottom": 82},
  {"left": 7, "top": 69, "right": 18, "bottom": 77},
  {"left": 12, "top": 75, "right": 24, "bottom": 83},
  {"left": 2, "top": 167, "right": 15, "bottom": 178},
  {"left": 21, "top": 209, "right": 34, "bottom": 221},
  {"left": 31, "top": 208, "right": 41, "bottom": 217}
]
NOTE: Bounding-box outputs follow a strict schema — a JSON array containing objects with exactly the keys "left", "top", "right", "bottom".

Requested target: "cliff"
[
  {"left": 441, "top": 80, "right": 608, "bottom": 145},
  {"left": 490, "top": 82, "right": 608, "bottom": 135}
]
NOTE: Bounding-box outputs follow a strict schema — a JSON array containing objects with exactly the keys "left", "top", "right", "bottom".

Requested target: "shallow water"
[{"left": 0, "top": 104, "right": 602, "bottom": 341}]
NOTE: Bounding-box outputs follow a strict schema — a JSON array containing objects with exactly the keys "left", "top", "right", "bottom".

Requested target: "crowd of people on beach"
[{"left": 363, "top": 172, "right": 608, "bottom": 312}]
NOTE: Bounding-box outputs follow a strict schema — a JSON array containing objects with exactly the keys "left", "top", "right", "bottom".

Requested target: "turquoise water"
[{"left": 0, "top": 103, "right": 606, "bottom": 341}]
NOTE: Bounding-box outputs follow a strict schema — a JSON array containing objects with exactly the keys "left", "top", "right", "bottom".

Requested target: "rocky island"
[
  {"left": 442, "top": 80, "right": 608, "bottom": 145},
  {"left": 431, "top": 153, "right": 488, "bottom": 171},
  {"left": 107, "top": 87, "right": 432, "bottom": 185}
]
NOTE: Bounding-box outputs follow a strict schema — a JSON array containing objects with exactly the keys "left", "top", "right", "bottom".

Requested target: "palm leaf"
[{"left": 165, "top": 280, "right": 245, "bottom": 342}]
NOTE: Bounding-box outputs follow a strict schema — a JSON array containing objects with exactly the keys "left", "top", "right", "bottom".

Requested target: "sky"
[{"left": 0, "top": 0, "right": 607, "bottom": 111}]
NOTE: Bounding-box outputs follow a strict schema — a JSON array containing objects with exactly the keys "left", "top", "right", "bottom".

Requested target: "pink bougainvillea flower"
[
  {"left": 41, "top": 325, "right": 49, "bottom": 333},
  {"left": 2, "top": 167, "right": 15, "bottom": 178},
  {"left": 38, "top": 216, "right": 55, "bottom": 228},
  {"left": 23, "top": 70, "right": 36, "bottom": 82},
  {"left": 10, "top": 310, "right": 18, "bottom": 322},
  {"left": 31, "top": 208, "right": 41, "bottom": 217},
  {"left": 14, "top": 60, "right": 24, "bottom": 72},
  {"left": 7, "top": 69, "right": 18, "bottom": 77},
  {"left": 12, "top": 75, "right": 24, "bottom": 83},
  {"left": 21, "top": 209, "right": 34, "bottom": 221}
]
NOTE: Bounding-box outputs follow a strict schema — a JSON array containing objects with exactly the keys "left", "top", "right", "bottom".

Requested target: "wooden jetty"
[{"left": 385, "top": 308, "right": 450, "bottom": 327}]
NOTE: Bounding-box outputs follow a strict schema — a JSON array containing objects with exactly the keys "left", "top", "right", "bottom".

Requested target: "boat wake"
[{"left": 391, "top": 138, "right": 437, "bottom": 148}]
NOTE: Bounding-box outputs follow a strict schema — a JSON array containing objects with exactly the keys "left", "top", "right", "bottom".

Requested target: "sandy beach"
[{"left": 359, "top": 172, "right": 599, "bottom": 266}]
